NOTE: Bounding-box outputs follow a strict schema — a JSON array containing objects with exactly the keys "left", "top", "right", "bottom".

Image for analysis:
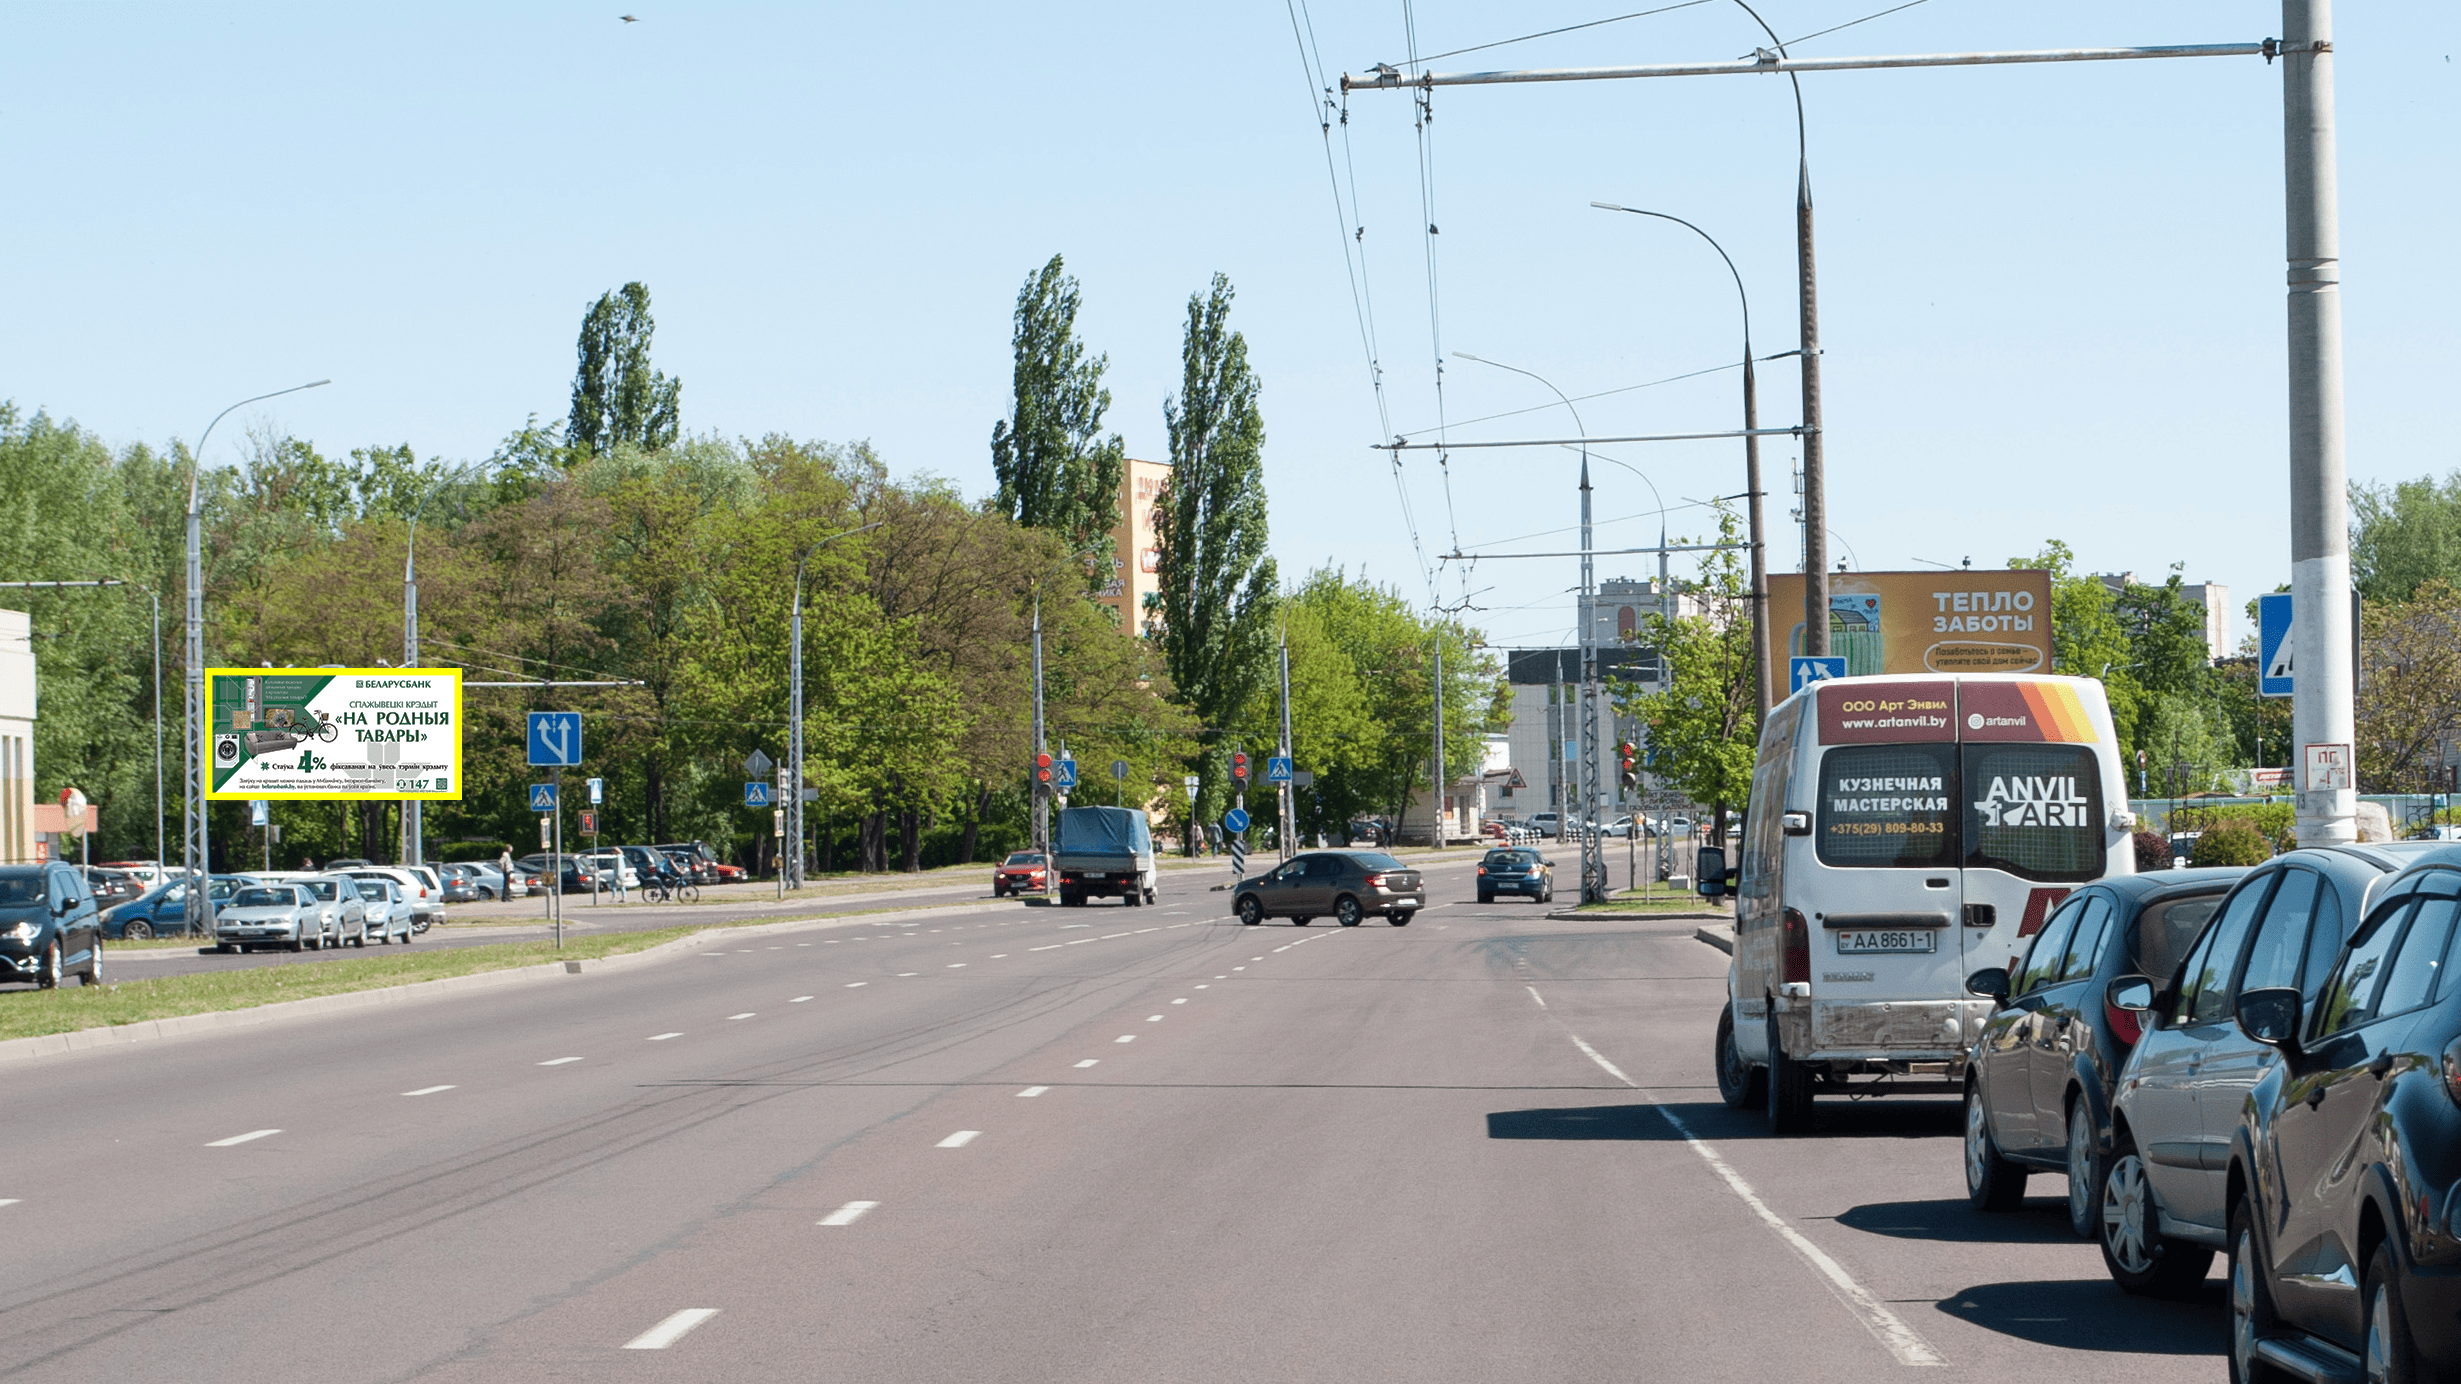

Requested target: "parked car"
[
  {"left": 211, "top": 882, "right": 330, "bottom": 952},
  {"left": 655, "top": 841, "right": 724, "bottom": 885},
  {"left": 442, "top": 860, "right": 523, "bottom": 900},
  {"left": 95, "top": 860, "right": 166, "bottom": 889},
  {"left": 993, "top": 851, "right": 1048, "bottom": 897},
  {"left": 0, "top": 862, "right": 104, "bottom": 988},
  {"left": 355, "top": 878, "right": 414, "bottom": 945},
  {"left": 298, "top": 874, "right": 370, "bottom": 946},
  {"left": 80, "top": 866, "right": 143, "bottom": 903},
  {"left": 327, "top": 857, "right": 373, "bottom": 871},
  {"left": 517, "top": 854, "right": 608, "bottom": 894},
  {"left": 2223, "top": 844, "right": 2461, "bottom": 1384},
  {"left": 574, "top": 851, "right": 640, "bottom": 891},
  {"left": 343, "top": 869, "right": 441, "bottom": 932},
  {"left": 1959, "top": 867, "right": 2249, "bottom": 1236},
  {"left": 618, "top": 845, "right": 683, "bottom": 890},
  {"left": 1477, "top": 848, "right": 1555, "bottom": 905},
  {"left": 1530, "top": 812, "right": 1564, "bottom": 839},
  {"left": 708, "top": 860, "right": 747, "bottom": 884},
  {"left": 1233, "top": 850, "right": 1425, "bottom": 927},
  {"left": 103, "top": 874, "right": 258, "bottom": 939},
  {"left": 2097, "top": 842, "right": 2438, "bottom": 1295},
  {"left": 438, "top": 868, "right": 483, "bottom": 904},
  {"left": 659, "top": 850, "right": 712, "bottom": 885}
]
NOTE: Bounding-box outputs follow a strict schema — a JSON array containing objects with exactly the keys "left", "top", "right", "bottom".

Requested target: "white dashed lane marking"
[
  {"left": 727, "top": 1013, "right": 755, "bottom": 1021},
  {"left": 1075, "top": 1059, "right": 1099, "bottom": 1068},
  {"left": 1114, "top": 1035, "right": 1135, "bottom": 1044},
  {"left": 402, "top": 1085, "right": 456, "bottom": 1097},
  {"left": 206, "top": 1129, "right": 281, "bottom": 1147},
  {"left": 1146, "top": 1015, "right": 1164, "bottom": 1022},
  {"left": 791, "top": 996, "right": 813, "bottom": 1003},
  {"left": 538, "top": 1057, "right": 583, "bottom": 1066},
  {"left": 622, "top": 1308, "right": 720, "bottom": 1350},
  {"left": 818, "top": 1201, "right": 878, "bottom": 1226},
  {"left": 648, "top": 1032, "right": 682, "bottom": 1041},
  {"left": 1017, "top": 1086, "right": 1048, "bottom": 1097},
  {"left": 937, "top": 1130, "right": 980, "bottom": 1148},
  {"left": 1172, "top": 998, "right": 1188, "bottom": 1004},
  {"left": 845, "top": 982, "right": 868, "bottom": 988}
]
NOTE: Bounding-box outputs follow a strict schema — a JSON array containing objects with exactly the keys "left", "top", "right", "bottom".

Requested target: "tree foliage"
[
  {"left": 989, "top": 254, "right": 1126, "bottom": 577},
  {"left": 568, "top": 282, "right": 681, "bottom": 457},
  {"left": 2357, "top": 579, "right": 2461, "bottom": 793},
  {"left": 2352, "top": 470, "right": 2461, "bottom": 605},
  {"left": 1623, "top": 505, "right": 1758, "bottom": 845}
]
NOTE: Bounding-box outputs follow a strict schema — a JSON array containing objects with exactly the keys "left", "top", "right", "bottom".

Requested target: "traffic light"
[
  {"left": 1034, "top": 751, "right": 1055, "bottom": 788},
  {"left": 1231, "top": 750, "right": 1250, "bottom": 782},
  {"left": 1618, "top": 740, "right": 1639, "bottom": 791}
]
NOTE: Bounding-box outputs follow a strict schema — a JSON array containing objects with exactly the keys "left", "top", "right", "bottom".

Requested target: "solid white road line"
[
  {"left": 1525, "top": 986, "right": 1547, "bottom": 1009},
  {"left": 727, "top": 1013, "right": 755, "bottom": 1020},
  {"left": 1529, "top": 986, "right": 1946, "bottom": 1368},
  {"left": 402, "top": 1085, "right": 456, "bottom": 1096},
  {"left": 647, "top": 1032, "right": 682, "bottom": 1041},
  {"left": 622, "top": 1308, "right": 720, "bottom": 1350},
  {"left": 937, "top": 1130, "right": 980, "bottom": 1148},
  {"left": 818, "top": 1201, "right": 878, "bottom": 1226},
  {"left": 1074, "top": 1059, "right": 1099, "bottom": 1068},
  {"left": 1017, "top": 1086, "right": 1048, "bottom": 1097},
  {"left": 538, "top": 1057, "right": 584, "bottom": 1066},
  {"left": 206, "top": 1129, "right": 281, "bottom": 1147}
]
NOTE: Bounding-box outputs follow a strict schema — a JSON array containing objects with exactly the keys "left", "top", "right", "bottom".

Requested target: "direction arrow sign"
[
  {"left": 1053, "top": 758, "right": 1079, "bottom": 789},
  {"left": 743, "top": 749, "right": 774, "bottom": 779},
  {"left": 1264, "top": 755, "right": 1293, "bottom": 784},
  {"left": 745, "top": 782, "right": 772, "bottom": 808},
  {"left": 527, "top": 711, "right": 583, "bottom": 766},
  {"left": 1789, "top": 656, "right": 1847, "bottom": 695},
  {"left": 1222, "top": 806, "right": 1250, "bottom": 834},
  {"left": 529, "top": 783, "right": 558, "bottom": 812}
]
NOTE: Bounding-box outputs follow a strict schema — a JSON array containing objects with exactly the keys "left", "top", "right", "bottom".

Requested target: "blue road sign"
[
  {"left": 529, "top": 783, "right": 558, "bottom": 812},
  {"left": 527, "top": 711, "right": 584, "bottom": 766},
  {"left": 2258, "top": 591, "right": 2294, "bottom": 697},
  {"left": 745, "top": 782, "right": 772, "bottom": 808},
  {"left": 1053, "top": 758, "right": 1079, "bottom": 789},
  {"left": 1790, "top": 656, "right": 1848, "bottom": 695},
  {"left": 1222, "top": 806, "right": 1251, "bottom": 834},
  {"left": 1264, "top": 755, "right": 1293, "bottom": 784}
]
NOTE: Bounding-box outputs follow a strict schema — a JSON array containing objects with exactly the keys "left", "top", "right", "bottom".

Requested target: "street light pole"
[
  {"left": 1591, "top": 202, "right": 1773, "bottom": 717},
  {"left": 182, "top": 379, "right": 328, "bottom": 935},
  {"left": 789, "top": 520, "right": 881, "bottom": 887},
  {"left": 402, "top": 463, "right": 479, "bottom": 870}
]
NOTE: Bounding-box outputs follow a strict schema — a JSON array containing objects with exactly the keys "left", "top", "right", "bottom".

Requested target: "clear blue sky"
[{"left": 7, "top": 2, "right": 2456, "bottom": 655}]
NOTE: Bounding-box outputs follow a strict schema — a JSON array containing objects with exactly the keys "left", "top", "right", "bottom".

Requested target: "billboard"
[
  {"left": 205, "top": 668, "right": 463, "bottom": 800},
  {"left": 1765, "top": 570, "right": 2053, "bottom": 681}
]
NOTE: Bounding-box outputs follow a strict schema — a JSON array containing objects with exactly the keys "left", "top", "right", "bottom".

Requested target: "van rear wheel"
[
  {"left": 1715, "top": 1007, "right": 1764, "bottom": 1109},
  {"left": 1764, "top": 1015, "right": 1814, "bottom": 1134}
]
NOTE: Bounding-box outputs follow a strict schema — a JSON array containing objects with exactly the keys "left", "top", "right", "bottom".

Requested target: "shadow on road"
[
  {"left": 1486, "top": 1098, "right": 1968, "bottom": 1143},
  {"left": 1831, "top": 1197, "right": 2074, "bottom": 1246},
  {"left": 1485, "top": 1104, "right": 1680, "bottom": 1140},
  {"left": 1933, "top": 1277, "right": 2226, "bottom": 1354}
]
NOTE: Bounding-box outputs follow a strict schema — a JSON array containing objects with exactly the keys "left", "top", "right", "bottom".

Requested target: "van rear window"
[
  {"left": 1965, "top": 744, "right": 2105, "bottom": 881},
  {"left": 1817, "top": 744, "right": 1957, "bottom": 868}
]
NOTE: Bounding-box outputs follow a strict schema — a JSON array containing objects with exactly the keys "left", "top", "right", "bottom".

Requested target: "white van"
[{"left": 1706, "top": 674, "right": 2135, "bottom": 1132}]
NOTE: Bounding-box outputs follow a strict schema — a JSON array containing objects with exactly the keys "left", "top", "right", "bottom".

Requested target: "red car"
[
  {"left": 709, "top": 862, "right": 746, "bottom": 883},
  {"left": 993, "top": 851, "right": 1048, "bottom": 897}
]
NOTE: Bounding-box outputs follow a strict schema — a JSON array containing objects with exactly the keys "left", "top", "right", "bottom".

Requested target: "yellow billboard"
[
  {"left": 1765, "top": 570, "right": 2053, "bottom": 679},
  {"left": 205, "top": 668, "right": 463, "bottom": 800}
]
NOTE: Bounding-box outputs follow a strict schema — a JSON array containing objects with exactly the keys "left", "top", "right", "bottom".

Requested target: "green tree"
[
  {"left": 1624, "top": 505, "right": 1759, "bottom": 846},
  {"left": 1155, "top": 272, "right": 1277, "bottom": 836},
  {"left": 2352, "top": 470, "right": 2461, "bottom": 605},
  {"left": 2356, "top": 579, "right": 2461, "bottom": 792},
  {"left": 989, "top": 254, "right": 1127, "bottom": 578},
  {"left": 2008, "top": 540, "right": 2138, "bottom": 746},
  {"left": 568, "top": 282, "right": 681, "bottom": 457}
]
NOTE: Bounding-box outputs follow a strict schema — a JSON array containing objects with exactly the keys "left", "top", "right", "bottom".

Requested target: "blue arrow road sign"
[
  {"left": 2258, "top": 591, "right": 2294, "bottom": 697},
  {"left": 745, "top": 782, "right": 772, "bottom": 808},
  {"left": 1053, "top": 758, "right": 1079, "bottom": 789},
  {"left": 1790, "top": 656, "right": 1848, "bottom": 695},
  {"left": 527, "top": 711, "right": 584, "bottom": 766},
  {"left": 1222, "top": 806, "right": 1250, "bottom": 834},
  {"left": 1264, "top": 755, "right": 1293, "bottom": 784},
  {"left": 529, "top": 783, "right": 558, "bottom": 812}
]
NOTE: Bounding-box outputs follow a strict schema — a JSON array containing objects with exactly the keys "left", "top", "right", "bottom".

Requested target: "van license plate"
[{"left": 1835, "top": 930, "right": 1936, "bottom": 954}]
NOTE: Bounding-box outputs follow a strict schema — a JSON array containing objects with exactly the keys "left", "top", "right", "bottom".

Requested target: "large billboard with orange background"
[{"left": 1765, "top": 570, "right": 2053, "bottom": 681}]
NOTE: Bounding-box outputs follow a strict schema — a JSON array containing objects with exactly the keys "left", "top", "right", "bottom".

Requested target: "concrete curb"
[
  {"left": 0, "top": 901, "right": 969, "bottom": 1068},
  {"left": 1693, "top": 926, "right": 1734, "bottom": 955},
  {"left": 1541, "top": 909, "right": 1733, "bottom": 923}
]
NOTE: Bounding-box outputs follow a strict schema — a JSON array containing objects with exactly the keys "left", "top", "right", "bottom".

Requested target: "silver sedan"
[{"left": 212, "top": 884, "right": 327, "bottom": 953}]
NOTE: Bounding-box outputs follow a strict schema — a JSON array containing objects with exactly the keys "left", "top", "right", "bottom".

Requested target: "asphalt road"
[{"left": 0, "top": 854, "right": 2226, "bottom": 1381}]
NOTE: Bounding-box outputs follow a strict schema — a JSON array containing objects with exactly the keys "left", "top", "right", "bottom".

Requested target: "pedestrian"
[
  {"left": 610, "top": 854, "right": 629, "bottom": 902},
  {"left": 497, "top": 847, "right": 513, "bottom": 897}
]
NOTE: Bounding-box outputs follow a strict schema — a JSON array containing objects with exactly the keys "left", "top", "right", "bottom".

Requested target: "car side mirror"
[
  {"left": 1696, "top": 847, "right": 1727, "bottom": 898},
  {"left": 2235, "top": 987, "right": 2302, "bottom": 1050},
  {"left": 1781, "top": 810, "right": 1811, "bottom": 837},
  {"left": 1965, "top": 967, "right": 2011, "bottom": 1003},
  {"left": 2106, "top": 975, "right": 2157, "bottom": 1013}
]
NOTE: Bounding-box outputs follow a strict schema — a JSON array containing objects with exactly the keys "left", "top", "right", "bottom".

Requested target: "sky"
[{"left": 6, "top": 1, "right": 2457, "bottom": 659}]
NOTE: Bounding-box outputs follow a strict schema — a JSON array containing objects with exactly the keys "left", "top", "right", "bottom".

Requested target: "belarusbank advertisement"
[{"left": 204, "top": 669, "right": 464, "bottom": 800}]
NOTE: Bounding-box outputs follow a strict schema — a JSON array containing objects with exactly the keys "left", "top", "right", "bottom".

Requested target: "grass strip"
[
  {"left": 0, "top": 926, "right": 711, "bottom": 1044},
  {"left": 1566, "top": 894, "right": 1732, "bottom": 915}
]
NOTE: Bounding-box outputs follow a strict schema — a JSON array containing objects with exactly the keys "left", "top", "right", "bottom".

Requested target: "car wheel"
[
  {"left": 36, "top": 939, "right": 61, "bottom": 989},
  {"left": 1714, "top": 1006, "right": 1765, "bottom": 1109},
  {"left": 2362, "top": 1241, "right": 2419, "bottom": 1384},
  {"left": 1124, "top": 889, "right": 1142, "bottom": 908},
  {"left": 213, "top": 943, "right": 236, "bottom": 954},
  {"left": 2098, "top": 1129, "right": 2214, "bottom": 1295},
  {"left": 1236, "top": 896, "right": 1263, "bottom": 926},
  {"left": 1387, "top": 912, "right": 1409, "bottom": 926},
  {"left": 1764, "top": 1014, "right": 1814, "bottom": 1134},
  {"left": 2228, "top": 1196, "right": 2285, "bottom": 1384},
  {"left": 1293, "top": 915, "right": 1312, "bottom": 927},
  {"left": 479, "top": 887, "right": 495, "bottom": 901},
  {"left": 352, "top": 928, "right": 366, "bottom": 947},
  {"left": 2064, "top": 1098, "right": 2108, "bottom": 1240},
  {"left": 124, "top": 920, "right": 153, "bottom": 941},
  {"left": 1964, "top": 1081, "right": 2028, "bottom": 1211},
  {"left": 1334, "top": 897, "right": 1363, "bottom": 927},
  {"left": 1144, "top": 889, "right": 1156, "bottom": 906},
  {"left": 81, "top": 937, "right": 103, "bottom": 987},
  {"left": 288, "top": 936, "right": 305, "bottom": 952}
]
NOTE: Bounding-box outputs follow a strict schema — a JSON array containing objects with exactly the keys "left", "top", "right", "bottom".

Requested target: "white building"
[
  {"left": 1, "top": 610, "right": 36, "bottom": 863},
  {"left": 2097, "top": 572, "right": 2232, "bottom": 661}
]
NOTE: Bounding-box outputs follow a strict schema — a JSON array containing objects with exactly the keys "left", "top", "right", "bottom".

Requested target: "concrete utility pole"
[
  {"left": 789, "top": 521, "right": 880, "bottom": 887},
  {"left": 1030, "top": 592, "right": 1050, "bottom": 870},
  {"left": 1277, "top": 626, "right": 1295, "bottom": 861},
  {"left": 402, "top": 463, "right": 477, "bottom": 870},
  {"left": 1430, "top": 638, "right": 1445, "bottom": 845},
  {"left": 2282, "top": 0, "right": 2354, "bottom": 846},
  {"left": 1577, "top": 461, "right": 1608, "bottom": 900}
]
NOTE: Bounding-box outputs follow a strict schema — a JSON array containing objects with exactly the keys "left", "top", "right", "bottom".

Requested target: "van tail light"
[
  {"left": 1780, "top": 908, "right": 1812, "bottom": 986},
  {"left": 2107, "top": 1002, "right": 2144, "bottom": 1048},
  {"left": 2443, "top": 1037, "right": 2461, "bottom": 1110}
]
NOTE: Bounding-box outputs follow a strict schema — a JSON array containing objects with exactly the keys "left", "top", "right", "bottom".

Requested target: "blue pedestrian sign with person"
[
  {"left": 2258, "top": 591, "right": 2294, "bottom": 697},
  {"left": 1053, "top": 758, "right": 1079, "bottom": 789},
  {"left": 745, "top": 782, "right": 772, "bottom": 808},
  {"left": 1222, "top": 806, "right": 1250, "bottom": 834},
  {"left": 1264, "top": 756, "right": 1293, "bottom": 785},
  {"left": 527, "top": 711, "right": 584, "bottom": 766},
  {"left": 529, "top": 783, "right": 558, "bottom": 812},
  {"left": 1789, "top": 656, "right": 1848, "bottom": 695}
]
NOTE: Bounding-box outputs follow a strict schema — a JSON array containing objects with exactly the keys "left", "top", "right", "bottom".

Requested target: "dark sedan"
[
  {"left": 1475, "top": 848, "right": 1554, "bottom": 905},
  {"left": 102, "top": 875, "right": 258, "bottom": 939},
  {"left": 1233, "top": 850, "right": 1424, "bottom": 927},
  {"left": 2226, "top": 845, "right": 2461, "bottom": 1384},
  {"left": 1960, "top": 868, "right": 2246, "bottom": 1237}
]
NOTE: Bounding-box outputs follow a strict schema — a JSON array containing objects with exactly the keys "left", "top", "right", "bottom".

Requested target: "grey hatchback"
[{"left": 1234, "top": 851, "right": 1426, "bottom": 927}]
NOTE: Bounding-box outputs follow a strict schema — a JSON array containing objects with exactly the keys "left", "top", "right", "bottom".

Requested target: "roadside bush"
[
  {"left": 2191, "top": 819, "right": 2274, "bottom": 867},
  {"left": 2132, "top": 830, "right": 2172, "bottom": 871}
]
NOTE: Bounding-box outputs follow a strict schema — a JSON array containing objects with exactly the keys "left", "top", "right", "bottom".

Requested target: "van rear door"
[{"left": 1955, "top": 681, "right": 2113, "bottom": 991}]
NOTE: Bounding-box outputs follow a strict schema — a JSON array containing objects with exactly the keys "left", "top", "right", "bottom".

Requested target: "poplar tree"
[
  {"left": 568, "top": 282, "right": 682, "bottom": 457},
  {"left": 989, "top": 254, "right": 1125, "bottom": 571}
]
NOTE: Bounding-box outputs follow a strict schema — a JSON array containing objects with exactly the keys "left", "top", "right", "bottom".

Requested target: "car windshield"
[
  {"left": 0, "top": 874, "right": 45, "bottom": 905},
  {"left": 1005, "top": 853, "right": 1043, "bottom": 866},
  {"left": 1351, "top": 852, "right": 1407, "bottom": 871},
  {"left": 232, "top": 887, "right": 294, "bottom": 908}
]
